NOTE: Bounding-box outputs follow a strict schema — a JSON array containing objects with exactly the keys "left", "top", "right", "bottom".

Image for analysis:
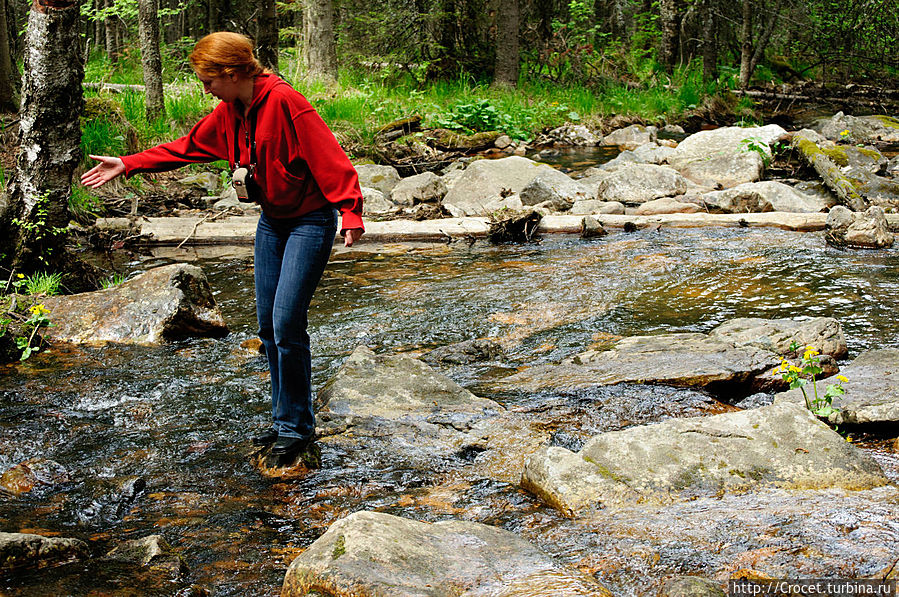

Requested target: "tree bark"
[
  {"left": 138, "top": 0, "right": 165, "bottom": 121},
  {"left": 0, "top": 0, "right": 17, "bottom": 112},
  {"left": 738, "top": 0, "right": 752, "bottom": 88},
  {"left": 493, "top": 0, "right": 518, "bottom": 87},
  {"left": 0, "top": 0, "right": 83, "bottom": 275},
  {"left": 700, "top": 0, "right": 717, "bottom": 82},
  {"left": 658, "top": 0, "right": 681, "bottom": 72},
  {"left": 303, "top": 0, "right": 337, "bottom": 81},
  {"left": 256, "top": 0, "right": 278, "bottom": 72}
]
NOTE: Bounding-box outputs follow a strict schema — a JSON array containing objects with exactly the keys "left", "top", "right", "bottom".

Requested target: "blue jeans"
[{"left": 254, "top": 207, "right": 336, "bottom": 439}]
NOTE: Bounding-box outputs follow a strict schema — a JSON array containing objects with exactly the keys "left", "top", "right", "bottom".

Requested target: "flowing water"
[{"left": 2, "top": 228, "right": 899, "bottom": 595}]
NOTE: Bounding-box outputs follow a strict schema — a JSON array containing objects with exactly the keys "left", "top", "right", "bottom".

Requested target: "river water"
[{"left": 2, "top": 227, "right": 899, "bottom": 595}]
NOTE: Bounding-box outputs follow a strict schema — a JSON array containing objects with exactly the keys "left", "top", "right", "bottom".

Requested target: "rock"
[
  {"left": 596, "top": 163, "right": 688, "bottom": 204},
  {"left": 210, "top": 187, "right": 259, "bottom": 213},
  {"left": 709, "top": 317, "right": 848, "bottom": 360},
  {"left": 581, "top": 215, "right": 607, "bottom": 238},
  {"left": 498, "top": 331, "right": 782, "bottom": 397},
  {"left": 701, "top": 181, "right": 829, "bottom": 214},
  {"left": 0, "top": 458, "right": 69, "bottom": 496},
  {"left": 441, "top": 156, "right": 568, "bottom": 216},
  {"left": 669, "top": 125, "right": 787, "bottom": 188},
  {"left": 523, "top": 402, "right": 887, "bottom": 508},
  {"left": 662, "top": 124, "right": 686, "bottom": 135},
  {"left": 41, "top": 264, "right": 229, "bottom": 345},
  {"left": 318, "top": 345, "right": 501, "bottom": 421},
  {"left": 815, "top": 112, "right": 899, "bottom": 144},
  {"left": 78, "top": 476, "right": 146, "bottom": 525},
  {"left": 281, "top": 511, "right": 610, "bottom": 597},
  {"left": 547, "top": 124, "right": 601, "bottom": 146},
  {"left": 429, "top": 129, "right": 500, "bottom": 151},
  {"left": 104, "top": 535, "right": 187, "bottom": 578},
  {"left": 421, "top": 338, "right": 504, "bottom": 364},
  {"left": 595, "top": 150, "right": 638, "bottom": 172},
  {"left": 481, "top": 193, "right": 524, "bottom": 215},
  {"left": 634, "top": 197, "right": 701, "bottom": 215},
  {"left": 569, "top": 199, "right": 625, "bottom": 215},
  {"left": 0, "top": 532, "right": 89, "bottom": 573},
  {"left": 355, "top": 164, "right": 401, "bottom": 198},
  {"left": 602, "top": 124, "right": 657, "bottom": 150},
  {"left": 631, "top": 141, "right": 676, "bottom": 164},
  {"left": 388, "top": 171, "right": 447, "bottom": 206},
  {"left": 177, "top": 172, "right": 219, "bottom": 194},
  {"left": 360, "top": 187, "right": 395, "bottom": 215},
  {"left": 661, "top": 577, "right": 726, "bottom": 597},
  {"left": 494, "top": 134, "right": 513, "bottom": 149},
  {"left": 825, "top": 205, "right": 894, "bottom": 249},
  {"left": 521, "top": 446, "right": 637, "bottom": 516},
  {"left": 775, "top": 349, "right": 899, "bottom": 426},
  {"left": 519, "top": 171, "right": 593, "bottom": 208}
]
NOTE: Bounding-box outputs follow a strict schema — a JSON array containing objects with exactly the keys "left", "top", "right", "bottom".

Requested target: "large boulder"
[
  {"left": 498, "top": 332, "right": 781, "bottom": 397},
  {"left": 668, "top": 125, "right": 788, "bottom": 188},
  {"left": 41, "top": 264, "right": 229, "bottom": 345},
  {"left": 814, "top": 112, "right": 899, "bottom": 144},
  {"left": 0, "top": 532, "right": 89, "bottom": 573},
  {"left": 631, "top": 141, "right": 677, "bottom": 164},
  {"left": 547, "top": 124, "right": 601, "bottom": 146},
  {"left": 710, "top": 317, "right": 848, "bottom": 360},
  {"left": 701, "top": 181, "right": 828, "bottom": 214},
  {"left": 602, "top": 124, "right": 657, "bottom": 150},
  {"left": 389, "top": 171, "right": 447, "bottom": 206},
  {"left": 355, "top": 164, "right": 401, "bottom": 198},
  {"left": 634, "top": 197, "right": 702, "bottom": 215},
  {"left": 775, "top": 349, "right": 899, "bottom": 426},
  {"left": 441, "top": 156, "right": 566, "bottom": 216},
  {"left": 519, "top": 170, "right": 593, "bottom": 209},
  {"left": 281, "top": 511, "right": 609, "bottom": 597},
  {"left": 595, "top": 163, "right": 688, "bottom": 204},
  {"left": 360, "top": 187, "right": 396, "bottom": 215},
  {"left": 825, "top": 205, "right": 894, "bottom": 249},
  {"left": 522, "top": 402, "right": 888, "bottom": 512}
]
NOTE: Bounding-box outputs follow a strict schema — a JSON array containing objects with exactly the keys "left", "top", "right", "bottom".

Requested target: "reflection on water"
[{"left": 2, "top": 228, "right": 899, "bottom": 595}]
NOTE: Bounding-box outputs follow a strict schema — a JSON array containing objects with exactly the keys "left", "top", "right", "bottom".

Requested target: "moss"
[
  {"left": 873, "top": 115, "right": 899, "bottom": 129},
  {"left": 331, "top": 535, "right": 346, "bottom": 559},
  {"left": 822, "top": 146, "right": 849, "bottom": 167},
  {"left": 857, "top": 147, "right": 883, "bottom": 161}
]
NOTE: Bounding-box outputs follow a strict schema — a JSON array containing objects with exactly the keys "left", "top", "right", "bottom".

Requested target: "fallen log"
[{"left": 790, "top": 130, "right": 867, "bottom": 212}]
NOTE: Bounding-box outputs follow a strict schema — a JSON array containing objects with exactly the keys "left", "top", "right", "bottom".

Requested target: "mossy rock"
[
  {"left": 81, "top": 96, "right": 139, "bottom": 154},
  {"left": 429, "top": 129, "right": 501, "bottom": 151}
]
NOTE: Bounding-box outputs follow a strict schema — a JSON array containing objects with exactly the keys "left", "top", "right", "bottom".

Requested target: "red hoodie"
[{"left": 120, "top": 74, "right": 364, "bottom": 233}]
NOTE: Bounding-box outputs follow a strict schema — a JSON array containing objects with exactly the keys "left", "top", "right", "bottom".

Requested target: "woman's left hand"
[{"left": 344, "top": 228, "right": 364, "bottom": 247}]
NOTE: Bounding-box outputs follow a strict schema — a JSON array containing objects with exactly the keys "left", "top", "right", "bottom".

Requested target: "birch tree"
[
  {"left": 303, "top": 0, "right": 337, "bottom": 80},
  {"left": 0, "top": 0, "right": 84, "bottom": 277},
  {"left": 138, "top": 0, "right": 165, "bottom": 121}
]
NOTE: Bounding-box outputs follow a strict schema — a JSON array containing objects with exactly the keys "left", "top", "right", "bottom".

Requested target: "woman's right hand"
[{"left": 81, "top": 155, "right": 126, "bottom": 188}]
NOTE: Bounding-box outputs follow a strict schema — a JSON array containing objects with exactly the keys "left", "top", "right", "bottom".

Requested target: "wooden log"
[{"left": 790, "top": 130, "right": 867, "bottom": 212}]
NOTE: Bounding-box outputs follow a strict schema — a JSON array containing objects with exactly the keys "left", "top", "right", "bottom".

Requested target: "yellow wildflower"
[
  {"left": 789, "top": 365, "right": 802, "bottom": 373},
  {"left": 803, "top": 346, "right": 819, "bottom": 360},
  {"left": 16, "top": 273, "right": 24, "bottom": 279},
  {"left": 840, "top": 129, "right": 850, "bottom": 136},
  {"left": 836, "top": 375, "right": 848, "bottom": 383},
  {"left": 29, "top": 304, "right": 49, "bottom": 316}
]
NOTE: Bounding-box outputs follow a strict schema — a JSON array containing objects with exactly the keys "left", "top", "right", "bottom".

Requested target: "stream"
[{"left": 2, "top": 226, "right": 899, "bottom": 595}]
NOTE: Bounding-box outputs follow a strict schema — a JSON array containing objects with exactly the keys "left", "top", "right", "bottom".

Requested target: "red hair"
[{"left": 189, "top": 32, "right": 267, "bottom": 78}]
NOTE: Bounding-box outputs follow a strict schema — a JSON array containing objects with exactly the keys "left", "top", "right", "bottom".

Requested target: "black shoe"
[
  {"left": 251, "top": 428, "right": 279, "bottom": 446},
  {"left": 270, "top": 435, "right": 313, "bottom": 455}
]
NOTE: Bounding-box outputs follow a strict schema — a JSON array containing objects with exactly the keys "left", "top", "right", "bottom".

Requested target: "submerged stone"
[
  {"left": 103, "top": 534, "right": 187, "bottom": 578},
  {"left": 0, "top": 457, "right": 69, "bottom": 496},
  {"left": 281, "top": 511, "right": 610, "bottom": 597},
  {"left": 709, "top": 317, "right": 848, "bottom": 360},
  {"left": 0, "top": 532, "right": 89, "bottom": 573}
]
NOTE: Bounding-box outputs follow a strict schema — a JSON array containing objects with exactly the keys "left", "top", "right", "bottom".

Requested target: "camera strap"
[{"left": 233, "top": 110, "right": 257, "bottom": 170}]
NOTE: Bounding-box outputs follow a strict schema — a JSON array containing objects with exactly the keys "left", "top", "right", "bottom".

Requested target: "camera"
[{"left": 232, "top": 166, "right": 252, "bottom": 200}]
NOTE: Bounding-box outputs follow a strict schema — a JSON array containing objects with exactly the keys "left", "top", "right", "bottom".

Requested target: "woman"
[{"left": 82, "top": 32, "right": 364, "bottom": 456}]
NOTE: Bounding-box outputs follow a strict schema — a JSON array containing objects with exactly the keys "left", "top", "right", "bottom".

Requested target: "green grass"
[
  {"left": 24, "top": 272, "right": 63, "bottom": 296},
  {"left": 81, "top": 49, "right": 734, "bottom": 160}
]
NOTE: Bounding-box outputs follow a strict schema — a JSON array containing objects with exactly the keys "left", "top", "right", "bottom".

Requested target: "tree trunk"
[
  {"left": 700, "top": 0, "right": 717, "bottom": 82},
  {"left": 738, "top": 0, "right": 752, "bottom": 88},
  {"left": 104, "top": 0, "right": 117, "bottom": 63},
  {"left": 0, "top": 0, "right": 18, "bottom": 112},
  {"left": 493, "top": 0, "right": 518, "bottom": 87},
  {"left": 0, "top": 0, "right": 83, "bottom": 275},
  {"left": 138, "top": 0, "right": 165, "bottom": 121},
  {"left": 303, "top": 0, "right": 337, "bottom": 81},
  {"left": 658, "top": 0, "right": 680, "bottom": 72},
  {"left": 256, "top": 0, "right": 278, "bottom": 72}
]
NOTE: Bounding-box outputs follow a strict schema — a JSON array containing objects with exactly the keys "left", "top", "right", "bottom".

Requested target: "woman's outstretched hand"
[{"left": 81, "top": 155, "right": 125, "bottom": 188}]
